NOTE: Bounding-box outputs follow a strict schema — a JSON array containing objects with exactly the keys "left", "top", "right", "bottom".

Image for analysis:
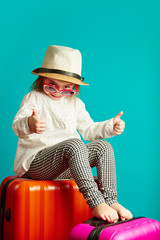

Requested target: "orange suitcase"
[{"left": 0, "top": 176, "right": 92, "bottom": 240}]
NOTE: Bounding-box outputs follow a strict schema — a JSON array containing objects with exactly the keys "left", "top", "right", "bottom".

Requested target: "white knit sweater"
[{"left": 12, "top": 90, "right": 115, "bottom": 177}]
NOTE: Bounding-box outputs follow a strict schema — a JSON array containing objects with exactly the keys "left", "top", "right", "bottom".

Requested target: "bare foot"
[
  {"left": 91, "top": 202, "right": 119, "bottom": 222},
  {"left": 110, "top": 202, "right": 133, "bottom": 221}
]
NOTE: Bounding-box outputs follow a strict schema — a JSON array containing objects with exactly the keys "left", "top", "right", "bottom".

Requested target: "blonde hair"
[{"left": 31, "top": 76, "right": 80, "bottom": 95}]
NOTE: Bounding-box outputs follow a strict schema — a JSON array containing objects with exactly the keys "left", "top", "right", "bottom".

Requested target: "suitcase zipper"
[{"left": 87, "top": 217, "right": 144, "bottom": 240}]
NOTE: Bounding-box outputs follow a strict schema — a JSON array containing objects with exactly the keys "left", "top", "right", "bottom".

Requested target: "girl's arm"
[
  {"left": 76, "top": 99, "right": 115, "bottom": 141},
  {"left": 12, "top": 92, "right": 36, "bottom": 138}
]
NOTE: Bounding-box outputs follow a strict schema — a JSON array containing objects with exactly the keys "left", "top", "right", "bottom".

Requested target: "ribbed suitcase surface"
[
  {"left": 69, "top": 217, "right": 160, "bottom": 240},
  {"left": 0, "top": 176, "right": 92, "bottom": 240}
]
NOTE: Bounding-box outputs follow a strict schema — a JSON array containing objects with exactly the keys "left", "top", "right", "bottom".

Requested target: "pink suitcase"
[{"left": 69, "top": 216, "right": 160, "bottom": 240}]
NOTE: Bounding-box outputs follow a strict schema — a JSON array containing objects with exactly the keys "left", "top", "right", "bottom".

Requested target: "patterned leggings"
[{"left": 25, "top": 138, "right": 118, "bottom": 208}]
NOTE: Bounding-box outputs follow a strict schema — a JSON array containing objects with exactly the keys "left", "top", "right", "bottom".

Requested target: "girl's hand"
[
  {"left": 113, "top": 111, "right": 125, "bottom": 135},
  {"left": 28, "top": 108, "right": 46, "bottom": 134}
]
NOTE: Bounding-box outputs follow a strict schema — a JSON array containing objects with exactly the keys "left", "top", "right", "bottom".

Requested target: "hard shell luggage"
[
  {"left": 0, "top": 176, "right": 92, "bottom": 240},
  {"left": 69, "top": 216, "right": 160, "bottom": 240}
]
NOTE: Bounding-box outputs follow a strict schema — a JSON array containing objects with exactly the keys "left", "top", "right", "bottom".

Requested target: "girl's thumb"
[
  {"left": 113, "top": 111, "right": 123, "bottom": 125},
  {"left": 116, "top": 111, "right": 123, "bottom": 119},
  {"left": 32, "top": 108, "right": 38, "bottom": 117}
]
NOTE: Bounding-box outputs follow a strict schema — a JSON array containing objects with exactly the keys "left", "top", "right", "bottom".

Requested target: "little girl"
[{"left": 12, "top": 45, "right": 132, "bottom": 223}]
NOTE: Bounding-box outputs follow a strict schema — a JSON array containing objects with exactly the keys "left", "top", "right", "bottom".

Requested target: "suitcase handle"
[
  {"left": 84, "top": 217, "right": 107, "bottom": 226},
  {"left": 84, "top": 216, "right": 143, "bottom": 227},
  {"left": 85, "top": 217, "right": 144, "bottom": 240}
]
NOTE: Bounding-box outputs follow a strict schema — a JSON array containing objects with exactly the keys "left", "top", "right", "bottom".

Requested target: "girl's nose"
[
  {"left": 54, "top": 91, "right": 62, "bottom": 96},
  {"left": 58, "top": 87, "right": 64, "bottom": 91}
]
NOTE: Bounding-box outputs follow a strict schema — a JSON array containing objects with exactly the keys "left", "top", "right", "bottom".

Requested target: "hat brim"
[{"left": 31, "top": 68, "right": 89, "bottom": 86}]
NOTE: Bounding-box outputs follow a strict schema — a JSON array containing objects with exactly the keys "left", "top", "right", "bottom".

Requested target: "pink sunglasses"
[{"left": 43, "top": 79, "right": 77, "bottom": 97}]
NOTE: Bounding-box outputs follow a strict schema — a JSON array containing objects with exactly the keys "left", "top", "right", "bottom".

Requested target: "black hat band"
[{"left": 38, "top": 68, "right": 84, "bottom": 82}]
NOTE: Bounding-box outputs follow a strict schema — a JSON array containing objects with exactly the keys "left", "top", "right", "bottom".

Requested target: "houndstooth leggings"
[{"left": 24, "top": 138, "right": 118, "bottom": 208}]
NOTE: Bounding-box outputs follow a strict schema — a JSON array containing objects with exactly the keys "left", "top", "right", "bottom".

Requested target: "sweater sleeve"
[
  {"left": 76, "top": 98, "right": 115, "bottom": 141},
  {"left": 12, "top": 92, "right": 36, "bottom": 138}
]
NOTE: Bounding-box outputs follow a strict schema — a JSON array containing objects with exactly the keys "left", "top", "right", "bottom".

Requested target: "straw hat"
[{"left": 31, "top": 45, "right": 88, "bottom": 85}]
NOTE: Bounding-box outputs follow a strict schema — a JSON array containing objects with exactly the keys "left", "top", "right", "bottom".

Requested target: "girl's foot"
[
  {"left": 110, "top": 202, "right": 133, "bottom": 221},
  {"left": 91, "top": 202, "right": 119, "bottom": 222}
]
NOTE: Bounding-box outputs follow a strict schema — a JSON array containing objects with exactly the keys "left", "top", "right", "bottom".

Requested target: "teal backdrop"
[{"left": 0, "top": 0, "right": 160, "bottom": 221}]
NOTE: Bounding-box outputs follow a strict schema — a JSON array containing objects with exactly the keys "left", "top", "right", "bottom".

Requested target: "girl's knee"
[
  {"left": 66, "top": 138, "right": 87, "bottom": 155},
  {"left": 94, "top": 140, "right": 114, "bottom": 154}
]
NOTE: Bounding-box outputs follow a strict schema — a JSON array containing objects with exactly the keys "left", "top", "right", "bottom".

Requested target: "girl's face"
[{"left": 43, "top": 77, "right": 76, "bottom": 101}]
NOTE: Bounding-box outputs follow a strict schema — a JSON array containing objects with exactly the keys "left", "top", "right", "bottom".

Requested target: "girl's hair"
[
  {"left": 31, "top": 76, "right": 80, "bottom": 95},
  {"left": 31, "top": 76, "right": 44, "bottom": 92}
]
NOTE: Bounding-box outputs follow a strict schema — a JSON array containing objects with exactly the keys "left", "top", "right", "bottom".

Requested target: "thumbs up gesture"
[
  {"left": 28, "top": 108, "right": 46, "bottom": 134},
  {"left": 113, "top": 111, "right": 125, "bottom": 135}
]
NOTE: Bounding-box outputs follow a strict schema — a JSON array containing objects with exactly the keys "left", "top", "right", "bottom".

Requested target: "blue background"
[{"left": 0, "top": 0, "right": 160, "bottom": 221}]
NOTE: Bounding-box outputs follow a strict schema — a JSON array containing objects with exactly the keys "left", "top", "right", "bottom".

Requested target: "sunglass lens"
[
  {"left": 62, "top": 91, "right": 75, "bottom": 96},
  {"left": 44, "top": 86, "right": 57, "bottom": 93}
]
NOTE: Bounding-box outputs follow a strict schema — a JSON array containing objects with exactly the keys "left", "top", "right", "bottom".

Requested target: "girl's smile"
[{"left": 50, "top": 93, "right": 63, "bottom": 99}]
